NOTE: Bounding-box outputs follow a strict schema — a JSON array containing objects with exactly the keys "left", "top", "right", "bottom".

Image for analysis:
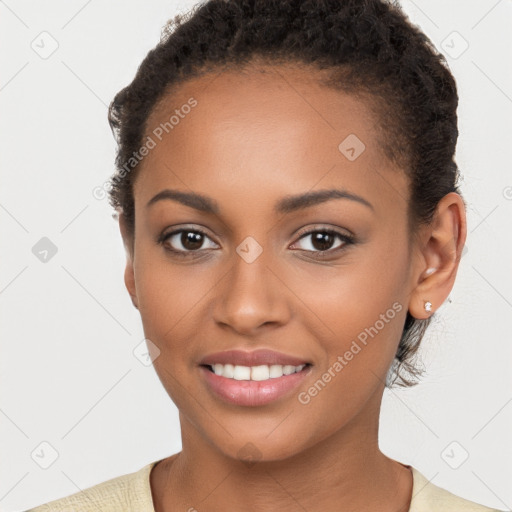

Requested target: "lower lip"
[{"left": 200, "top": 365, "right": 312, "bottom": 407}]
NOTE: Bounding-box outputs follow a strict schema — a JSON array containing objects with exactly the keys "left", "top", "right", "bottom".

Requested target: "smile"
[
  {"left": 200, "top": 363, "right": 312, "bottom": 407},
  {"left": 206, "top": 363, "right": 307, "bottom": 381}
]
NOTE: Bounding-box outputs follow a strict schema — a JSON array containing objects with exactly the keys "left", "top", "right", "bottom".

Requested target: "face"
[{"left": 123, "top": 63, "right": 420, "bottom": 462}]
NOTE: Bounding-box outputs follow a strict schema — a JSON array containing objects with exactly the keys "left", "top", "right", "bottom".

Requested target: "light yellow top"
[{"left": 25, "top": 460, "right": 506, "bottom": 511}]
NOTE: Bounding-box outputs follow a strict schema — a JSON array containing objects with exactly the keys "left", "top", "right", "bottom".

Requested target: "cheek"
[
  {"left": 133, "top": 254, "right": 204, "bottom": 399},
  {"left": 299, "top": 250, "right": 407, "bottom": 378},
  {"left": 314, "top": 294, "right": 404, "bottom": 386},
  {"left": 134, "top": 248, "right": 209, "bottom": 327},
  {"left": 294, "top": 273, "right": 406, "bottom": 433},
  {"left": 299, "top": 255, "right": 405, "bottom": 330},
  {"left": 132, "top": 250, "right": 223, "bottom": 381}
]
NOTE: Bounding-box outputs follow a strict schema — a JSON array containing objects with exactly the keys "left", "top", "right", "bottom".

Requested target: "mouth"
[
  {"left": 201, "top": 363, "right": 312, "bottom": 381},
  {"left": 199, "top": 363, "right": 313, "bottom": 407}
]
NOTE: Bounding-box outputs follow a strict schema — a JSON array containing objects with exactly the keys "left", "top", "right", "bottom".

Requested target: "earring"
[
  {"left": 424, "top": 301, "right": 432, "bottom": 312},
  {"left": 424, "top": 267, "right": 437, "bottom": 276}
]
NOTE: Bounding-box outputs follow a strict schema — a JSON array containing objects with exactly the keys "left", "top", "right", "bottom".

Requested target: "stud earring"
[
  {"left": 424, "top": 301, "right": 432, "bottom": 312},
  {"left": 424, "top": 267, "right": 437, "bottom": 276}
]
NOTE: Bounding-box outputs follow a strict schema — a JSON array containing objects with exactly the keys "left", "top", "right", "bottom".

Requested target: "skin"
[{"left": 118, "top": 62, "right": 467, "bottom": 512}]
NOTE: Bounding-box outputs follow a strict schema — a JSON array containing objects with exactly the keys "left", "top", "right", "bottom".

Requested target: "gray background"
[{"left": 1, "top": 1, "right": 511, "bottom": 510}]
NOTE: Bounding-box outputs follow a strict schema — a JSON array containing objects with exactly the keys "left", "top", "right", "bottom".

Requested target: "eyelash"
[
  {"left": 157, "top": 227, "right": 214, "bottom": 259},
  {"left": 293, "top": 227, "right": 355, "bottom": 258},
  {"left": 157, "top": 226, "right": 355, "bottom": 259}
]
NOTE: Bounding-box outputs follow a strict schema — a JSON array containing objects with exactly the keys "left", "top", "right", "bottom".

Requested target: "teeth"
[
  {"left": 251, "top": 365, "right": 270, "bottom": 381},
  {"left": 269, "top": 364, "right": 284, "bottom": 378},
  {"left": 210, "top": 363, "right": 306, "bottom": 380},
  {"left": 233, "top": 365, "right": 251, "bottom": 380}
]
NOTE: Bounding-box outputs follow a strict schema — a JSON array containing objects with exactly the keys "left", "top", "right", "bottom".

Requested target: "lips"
[
  {"left": 199, "top": 348, "right": 311, "bottom": 367},
  {"left": 200, "top": 364, "right": 312, "bottom": 406}
]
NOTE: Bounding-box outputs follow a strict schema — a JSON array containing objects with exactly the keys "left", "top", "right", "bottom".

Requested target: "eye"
[
  {"left": 158, "top": 227, "right": 218, "bottom": 257},
  {"left": 157, "top": 225, "right": 355, "bottom": 259},
  {"left": 290, "top": 227, "right": 355, "bottom": 258}
]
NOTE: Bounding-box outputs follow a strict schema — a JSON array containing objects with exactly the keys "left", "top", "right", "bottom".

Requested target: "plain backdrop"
[{"left": 1, "top": 1, "right": 511, "bottom": 511}]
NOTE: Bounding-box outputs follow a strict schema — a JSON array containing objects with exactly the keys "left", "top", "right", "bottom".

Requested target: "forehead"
[
  {"left": 147, "top": 62, "right": 379, "bottom": 142},
  {"left": 135, "top": 63, "right": 408, "bottom": 218}
]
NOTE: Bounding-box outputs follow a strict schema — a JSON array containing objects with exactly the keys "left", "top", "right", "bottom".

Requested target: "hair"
[{"left": 107, "top": 0, "right": 465, "bottom": 387}]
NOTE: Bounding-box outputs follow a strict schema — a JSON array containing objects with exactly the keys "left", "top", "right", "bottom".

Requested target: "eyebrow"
[{"left": 146, "top": 188, "right": 374, "bottom": 214}]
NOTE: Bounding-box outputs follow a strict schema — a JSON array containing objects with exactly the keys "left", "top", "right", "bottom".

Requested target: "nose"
[{"left": 213, "top": 244, "right": 291, "bottom": 336}]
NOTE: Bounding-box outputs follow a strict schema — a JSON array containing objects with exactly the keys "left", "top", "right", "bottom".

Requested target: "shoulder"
[
  {"left": 24, "top": 460, "right": 161, "bottom": 512},
  {"left": 409, "top": 466, "right": 509, "bottom": 512}
]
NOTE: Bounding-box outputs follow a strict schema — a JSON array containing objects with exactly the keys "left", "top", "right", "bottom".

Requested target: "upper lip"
[{"left": 199, "top": 349, "right": 311, "bottom": 367}]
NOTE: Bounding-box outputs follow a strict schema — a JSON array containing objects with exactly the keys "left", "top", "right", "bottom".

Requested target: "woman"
[{"left": 26, "top": 0, "right": 507, "bottom": 510}]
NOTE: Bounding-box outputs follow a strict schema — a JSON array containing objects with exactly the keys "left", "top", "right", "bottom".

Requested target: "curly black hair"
[{"left": 107, "top": 0, "right": 464, "bottom": 387}]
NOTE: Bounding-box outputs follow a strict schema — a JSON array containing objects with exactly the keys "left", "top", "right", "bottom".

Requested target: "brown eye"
[
  {"left": 159, "top": 228, "right": 218, "bottom": 256},
  {"left": 309, "top": 231, "right": 337, "bottom": 251},
  {"left": 179, "top": 231, "right": 204, "bottom": 251},
  {"left": 291, "top": 228, "right": 355, "bottom": 257}
]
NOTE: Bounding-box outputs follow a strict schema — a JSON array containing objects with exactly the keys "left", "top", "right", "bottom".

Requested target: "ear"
[
  {"left": 118, "top": 211, "right": 139, "bottom": 310},
  {"left": 408, "top": 192, "right": 467, "bottom": 319}
]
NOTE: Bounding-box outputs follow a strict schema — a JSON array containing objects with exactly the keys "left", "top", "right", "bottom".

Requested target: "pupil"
[
  {"left": 312, "top": 232, "right": 333, "bottom": 251},
  {"left": 182, "top": 231, "right": 203, "bottom": 250}
]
